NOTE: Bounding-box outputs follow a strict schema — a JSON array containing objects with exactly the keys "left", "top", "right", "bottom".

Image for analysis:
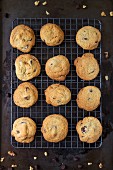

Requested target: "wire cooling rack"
[{"left": 11, "top": 18, "right": 102, "bottom": 148}]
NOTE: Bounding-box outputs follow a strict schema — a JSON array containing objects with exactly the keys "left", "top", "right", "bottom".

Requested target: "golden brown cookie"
[
  {"left": 40, "top": 23, "right": 64, "bottom": 46},
  {"left": 76, "top": 86, "right": 101, "bottom": 111},
  {"left": 76, "top": 117, "right": 102, "bottom": 143},
  {"left": 41, "top": 114, "right": 68, "bottom": 143},
  {"left": 13, "top": 82, "right": 38, "bottom": 108},
  {"left": 74, "top": 53, "right": 99, "bottom": 80},
  {"left": 15, "top": 54, "right": 41, "bottom": 81},
  {"left": 76, "top": 26, "right": 101, "bottom": 50},
  {"left": 45, "top": 55, "right": 70, "bottom": 81},
  {"left": 10, "top": 24, "right": 35, "bottom": 53},
  {"left": 45, "top": 84, "right": 71, "bottom": 106},
  {"left": 11, "top": 117, "right": 36, "bottom": 143}
]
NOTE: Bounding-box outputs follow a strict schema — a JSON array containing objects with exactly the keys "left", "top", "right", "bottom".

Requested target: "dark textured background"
[{"left": 1, "top": 0, "right": 113, "bottom": 169}]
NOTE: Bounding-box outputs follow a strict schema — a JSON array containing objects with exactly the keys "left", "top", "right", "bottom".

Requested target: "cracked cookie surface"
[
  {"left": 45, "top": 84, "right": 71, "bottom": 106},
  {"left": 45, "top": 55, "right": 70, "bottom": 81},
  {"left": 10, "top": 24, "right": 35, "bottom": 53},
  {"left": 76, "top": 26, "right": 101, "bottom": 50},
  {"left": 76, "top": 86, "right": 101, "bottom": 111},
  {"left": 74, "top": 53, "right": 99, "bottom": 80},
  {"left": 41, "top": 114, "right": 68, "bottom": 143},
  {"left": 13, "top": 82, "right": 38, "bottom": 108},
  {"left": 11, "top": 117, "right": 36, "bottom": 143},
  {"left": 76, "top": 117, "right": 102, "bottom": 143},
  {"left": 15, "top": 54, "right": 41, "bottom": 81},
  {"left": 40, "top": 23, "right": 64, "bottom": 46}
]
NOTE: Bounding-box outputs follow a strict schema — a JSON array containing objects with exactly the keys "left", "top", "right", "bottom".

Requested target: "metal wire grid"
[{"left": 11, "top": 18, "right": 102, "bottom": 148}]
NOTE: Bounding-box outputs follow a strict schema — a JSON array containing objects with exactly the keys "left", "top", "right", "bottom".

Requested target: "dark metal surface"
[{"left": 1, "top": 0, "right": 113, "bottom": 169}]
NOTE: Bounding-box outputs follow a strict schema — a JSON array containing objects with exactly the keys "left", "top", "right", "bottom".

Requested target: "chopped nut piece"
[
  {"left": 0, "top": 157, "right": 5, "bottom": 162},
  {"left": 83, "top": 5, "right": 87, "bottom": 9},
  {"left": 42, "top": 1, "right": 47, "bottom": 5},
  {"left": 29, "top": 166, "right": 34, "bottom": 170},
  {"left": 46, "top": 10, "right": 50, "bottom": 15},
  {"left": 99, "top": 163, "right": 103, "bottom": 168},
  {"left": 104, "top": 52, "right": 109, "bottom": 58},
  {"left": 34, "top": 156, "right": 37, "bottom": 160},
  {"left": 110, "top": 11, "right": 113, "bottom": 16},
  {"left": 105, "top": 75, "right": 109, "bottom": 81},
  {"left": 101, "top": 11, "right": 106, "bottom": 16},
  {"left": 88, "top": 162, "right": 92, "bottom": 165},
  {"left": 11, "top": 164, "right": 17, "bottom": 168},
  {"left": 44, "top": 151, "right": 48, "bottom": 156},
  {"left": 8, "top": 151, "right": 16, "bottom": 157},
  {"left": 34, "top": 1, "right": 40, "bottom": 6}
]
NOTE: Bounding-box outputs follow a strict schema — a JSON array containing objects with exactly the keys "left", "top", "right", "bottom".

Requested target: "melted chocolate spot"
[
  {"left": 84, "top": 37, "right": 88, "bottom": 40},
  {"left": 16, "top": 130, "right": 20, "bottom": 134},
  {"left": 81, "top": 126, "right": 87, "bottom": 133},
  {"left": 89, "top": 89, "right": 93, "bottom": 92},
  {"left": 24, "top": 96, "right": 30, "bottom": 100}
]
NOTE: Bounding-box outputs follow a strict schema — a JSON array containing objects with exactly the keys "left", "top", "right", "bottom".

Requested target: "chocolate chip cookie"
[
  {"left": 74, "top": 53, "right": 99, "bottom": 80},
  {"left": 45, "top": 84, "right": 71, "bottom": 106},
  {"left": 76, "top": 26, "right": 101, "bottom": 50},
  {"left": 11, "top": 117, "right": 36, "bottom": 143},
  {"left": 41, "top": 114, "right": 68, "bottom": 143},
  {"left": 45, "top": 55, "right": 70, "bottom": 81},
  {"left": 40, "top": 23, "right": 64, "bottom": 46},
  {"left": 76, "top": 117, "right": 102, "bottom": 143},
  {"left": 10, "top": 24, "right": 35, "bottom": 53},
  {"left": 76, "top": 86, "right": 101, "bottom": 111},
  {"left": 13, "top": 82, "right": 38, "bottom": 108},
  {"left": 15, "top": 54, "right": 41, "bottom": 81}
]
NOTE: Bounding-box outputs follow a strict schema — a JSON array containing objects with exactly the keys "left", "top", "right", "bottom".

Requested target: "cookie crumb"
[
  {"left": 44, "top": 151, "right": 48, "bottom": 156},
  {"left": 46, "top": 10, "right": 50, "bottom": 15},
  {"left": 11, "top": 164, "right": 17, "bottom": 168},
  {"left": 8, "top": 151, "right": 16, "bottom": 157},
  {"left": 29, "top": 166, "right": 34, "bottom": 170},
  {"left": 88, "top": 162, "right": 92, "bottom": 165},
  {"left": 42, "top": 1, "right": 47, "bottom": 5},
  {"left": 110, "top": 11, "right": 113, "bottom": 16},
  {"left": 34, "top": 1, "right": 40, "bottom": 6},
  {"left": 34, "top": 156, "right": 37, "bottom": 160},
  {"left": 0, "top": 157, "right": 5, "bottom": 162},
  {"left": 105, "top": 75, "right": 109, "bottom": 81},
  {"left": 77, "top": 164, "right": 83, "bottom": 168},
  {"left": 104, "top": 52, "right": 109, "bottom": 58},
  {"left": 83, "top": 5, "right": 87, "bottom": 9},
  {"left": 101, "top": 11, "right": 106, "bottom": 16},
  {"left": 99, "top": 163, "right": 103, "bottom": 168}
]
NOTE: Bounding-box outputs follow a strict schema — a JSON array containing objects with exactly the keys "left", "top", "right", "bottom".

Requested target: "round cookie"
[
  {"left": 45, "top": 84, "right": 71, "bottom": 106},
  {"left": 41, "top": 114, "right": 68, "bottom": 143},
  {"left": 10, "top": 24, "right": 35, "bottom": 53},
  {"left": 11, "top": 117, "right": 36, "bottom": 143},
  {"left": 40, "top": 23, "right": 64, "bottom": 46},
  {"left": 76, "top": 26, "right": 101, "bottom": 50},
  {"left": 15, "top": 54, "right": 41, "bottom": 81},
  {"left": 45, "top": 55, "right": 70, "bottom": 81},
  {"left": 13, "top": 82, "right": 38, "bottom": 108},
  {"left": 76, "top": 117, "right": 102, "bottom": 143},
  {"left": 76, "top": 86, "right": 101, "bottom": 111},
  {"left": 74, "top": 53, "right": 99, "bottom": 80}
]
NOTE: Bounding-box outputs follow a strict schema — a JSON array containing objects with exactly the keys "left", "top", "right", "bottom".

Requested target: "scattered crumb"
[
  {"left": 11, "top": 164, "right": 17, "bottom": 168},
  {"left": 34, "top": 1, "right": 40, "bottom": 6},
  {"left": 99, "top": 163, "right": 103, "bottom": 168},
  {"left": 88, "top": 162, "right": 92, "bottom": 165},
  {"left": 105, "top": 75, "right": 109, "bottom": 81},
  {"left": 34, "top": 156, "right": 37, "bottom": 160},
  {"left": 83, "top": 5, "right": 87, "bottom": 9},
  {"left": 101, "top": 11, "right": 106, "bottom": 16},
  {"left": 44, "top": 151, "right": 48, "bottom": 156},
  {"left": 29, "top": 166, "right": 34, "bottom": 170},
  {"left": 104, "top": 52, "right": 109, "bottom": 59},
  {"left": 110, "top": 11, "right": 113, "bottom": 16},
  {"left": 8, "top": 151, "right": 16, "bottom": 157},
  {"left": 46, "top": 10, "right": 50, "bottom": 15},
  {"left": 42, "top": 1, "right": 47, "bottom": 5},
  {"left": 0, "top": 157, "right": 5, "bottom": 162}
]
